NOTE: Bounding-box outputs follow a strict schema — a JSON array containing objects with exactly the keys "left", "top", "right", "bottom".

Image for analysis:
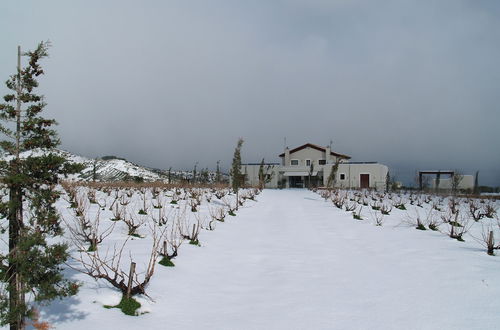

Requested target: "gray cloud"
[{"left": 0, "top": 0, "right": 499, "bottom": 185}]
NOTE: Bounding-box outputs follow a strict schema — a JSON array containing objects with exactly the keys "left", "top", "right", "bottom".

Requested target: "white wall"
[
  {"left": 431, "top": 175, "right": 474, "bottom": 190},
  {"left": 324, "top": 163, "right": 389, "bottom": 190},
  {"left": 241, "top": 164, "right": 280, "bottom": 188},
  {"left": 242, "top": 162, "right": 389, "bottom": 189}
]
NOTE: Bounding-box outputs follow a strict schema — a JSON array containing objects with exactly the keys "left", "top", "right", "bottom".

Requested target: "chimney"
[
  {"left": 284, "top": 147, "right": 290, "bottom": 166},
  {"left": 325, "top": 145, "right": 331, "bottom": 164}
]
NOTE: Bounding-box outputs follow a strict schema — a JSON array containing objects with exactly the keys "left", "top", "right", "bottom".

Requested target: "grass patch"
[
  {"left": 395, "top": 204, "right": 407, "bottom": 210},
  {"left": 416, "top": 223, "right": 426, "bottom": 230},
  {"left": 138, "top": 209, "right": 147, "bottom": 215},
  {"left": 104, "top": 296, "right": 141, "bottom": 316},
  {"left": 228, "top": 211, "right": 236, "bottom": 216},
  {"left": 429, "top": 223, "right": 438, "bottom": 231},
  {"left": 170, "top": 200, "right": 177, "bottom": 205},
  {"left": 159, "top": 256, "right": 175, "bottom": 267},
  {"left": 189, "top": 239, "right": 200, "bottom": 246}
]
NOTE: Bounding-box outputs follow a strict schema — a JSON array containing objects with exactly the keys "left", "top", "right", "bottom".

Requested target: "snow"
[{"left": 24, "top": 189, "right": 500, "bottom": 329}]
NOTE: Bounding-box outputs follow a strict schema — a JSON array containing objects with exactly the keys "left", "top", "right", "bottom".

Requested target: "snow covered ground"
[{"left": 36, "top": 189, "right": 500, "bottom": 329}]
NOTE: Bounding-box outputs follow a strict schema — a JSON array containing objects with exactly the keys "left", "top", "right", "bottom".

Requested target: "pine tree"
[
  {"left": 92, "top": 158, "right": 99, "bottom": 182},
  {"left": 258, "top": 158, "right": 265, "bottom": 189},
  {"left": 215, "top": 160, "right": 221, "bottom": 184},
  {"left": 192, "top": 162, "right": 198, "bottom": 184},
  {"left": 0, "top": 42, "right": 81, "bottom": 329},
  {"left": 230, "top": 138, "right": 244, "bottom": 193},
  {"left": 473, "top": 171, "right": 479, "bottom": 195},
  {"left": 385, "top": 172, "right": 390, "bottom": 193},
  {"left": 327, "top": 158, "right": 341, "bottom": 188},
  {"left": 200, "top": 168, "right": 209, "bottom": 183},
  {"left": 258, "top": 158, "right": 274, "bottom": 189}
]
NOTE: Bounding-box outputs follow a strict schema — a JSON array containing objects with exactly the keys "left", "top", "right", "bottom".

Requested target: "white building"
[{"left": 241, "top": 143, "right": 389, "bottom": 189}]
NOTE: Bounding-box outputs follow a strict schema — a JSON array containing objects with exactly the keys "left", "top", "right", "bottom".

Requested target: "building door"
[
  {"left": 289, "top": 176, "right": 304, "bottom": 188},
  {"left": 360, "top": 174, "right": 370, "bottom": 188}
]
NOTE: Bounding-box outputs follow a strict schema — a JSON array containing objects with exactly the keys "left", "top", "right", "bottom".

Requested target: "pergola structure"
[{"left": 418, "top": 170, "right": 455, "bottom": 190}]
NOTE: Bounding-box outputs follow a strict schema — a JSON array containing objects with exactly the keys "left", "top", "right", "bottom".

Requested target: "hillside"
[{"left": 1, "top": 149, "right": 222, "bottom": 183}]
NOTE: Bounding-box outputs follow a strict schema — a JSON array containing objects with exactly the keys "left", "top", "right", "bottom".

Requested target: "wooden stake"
[
  {"left": 488, "top": 231, "right": 494, "bottom": 255},
  {"left": 126, "top": 262, "right": 136, "bottom": 299}
]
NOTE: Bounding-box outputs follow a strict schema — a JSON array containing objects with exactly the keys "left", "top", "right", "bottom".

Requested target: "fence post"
[
  {"left": 126, "top": 261, "right": 136, "bottom": 299},
  {"left": 488, "top": 231, "right": 494, "bottom": 255}
]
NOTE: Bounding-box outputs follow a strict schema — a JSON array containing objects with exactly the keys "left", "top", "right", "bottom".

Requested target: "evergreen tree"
[
  {"left": 200, "top": 168, "right": 209, "bottom": 183},
  {"left": 473, "top": 171, "right": 479, "bottom": 195},
  {"left": 258, "top": 158, "right": 274, "bottom": 189},
  {"left": 327, "top": 158, "right": 341, "bottom": 188},
  {"left": 192, "top": 162, "right": 198, "bottom": 184},
  {"left": 385, "top": 172, "right": 390, "bottom": 193},
  {"left": 0, "top": 42, "right": 81, "bottom": 329},
  {"left": 307, "top": 162, "right": 314, "bottom": 188},
  {"left": 92, "top": 158, "right": 99, "bottom": 182},
  {"left": 230, "top": 138, "right": 244, "bottom": 193},
  {"left": 258, "top": 158, "right": 265, "bottom": 189},
  {"left": 215, "top": 160, "right": 221, "bottom": 184}
]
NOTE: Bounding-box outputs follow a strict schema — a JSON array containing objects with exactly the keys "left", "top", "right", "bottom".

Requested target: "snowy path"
[
  {"left": 46, "top": 189, "right": 500, "bottom": 330},
  {"left": 152, "top": 190, "right": 500, "bottom": 330}
]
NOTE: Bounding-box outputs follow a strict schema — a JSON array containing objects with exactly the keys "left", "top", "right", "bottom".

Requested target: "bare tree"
[
  {"left": 483, "top": 202, "right": 498, "bottom": 219},
  {"left": 214, "top": 188, "right": 229, "bottom": 200},
  {"left": 209, "top": 206, "right": 227, "bottom": 222},
  {"left": 473, "top": 222, "right": 498, "bottom": 256},
  {"left": 468, "top": 199, "right": 485, "bottom": 221},
  {"left": 64, "top": 209, "right": 115, "bottom": 252},
  {"left": 404, "top": 207, "right": 428, "bottom": 230},
  {"left": 441, "top": 208, "right": 471, "bottom": 241},
  {"left": 344, "top": 200, "right": 357, "bottom": 212},
  {"left": 380, "top": 203, "right": 392, "bottom": 215},
  {"left": 72, "top": 223, "right": 166, "bottom": 304},
  {"left": 122, "top": 211, "right": 146, "bottom": 237},
  {"left": 179, "top": 214, "right": 201, "bottom": 246},
  {"left": 369, "top": 209, "right": 384, "bottom": 226},
  {"left": 331, "top": 192, "right": 346, "bottom": 209},
  {"left": 451, "top": 171, "right": 464, "bottom": 194},
  {"left": 352, "top": 206, "right": 363, "bottom": 220},
  {"left": 221, "top": 195, "right": 238, "bottom": 216},
  {"left": 111, "top": 203, "right": 124, "bottom": 221}
]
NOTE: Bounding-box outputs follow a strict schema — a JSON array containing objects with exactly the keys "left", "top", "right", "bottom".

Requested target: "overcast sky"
[{"left": 1, "top": 0, "right": 499, "bottom": 185}]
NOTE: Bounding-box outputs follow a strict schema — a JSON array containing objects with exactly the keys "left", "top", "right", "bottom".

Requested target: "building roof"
[
  {"left": 242, "top": 163, "right": 280, "bottom": 166},
  {"left": 278, "top": 143, "right": 351, "bottom": 160}
]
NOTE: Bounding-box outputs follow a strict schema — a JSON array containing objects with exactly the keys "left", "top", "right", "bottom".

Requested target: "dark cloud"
[{"left": 1, "top": 0, "right": 499, "bottom": 185}]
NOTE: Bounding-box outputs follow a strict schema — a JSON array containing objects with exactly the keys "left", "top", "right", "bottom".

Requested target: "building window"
[
  {"left": 290, "top": 159, "right": 299, "bottom": 166},
  {"left": 305, "top": 159, "right": 311, "bottom": 166},
  {"left": 318, "top": 159, "right": 326, "bottom": 165},
  {"left": 340, "top": 173, "right": 346, "bottom": 180}
]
